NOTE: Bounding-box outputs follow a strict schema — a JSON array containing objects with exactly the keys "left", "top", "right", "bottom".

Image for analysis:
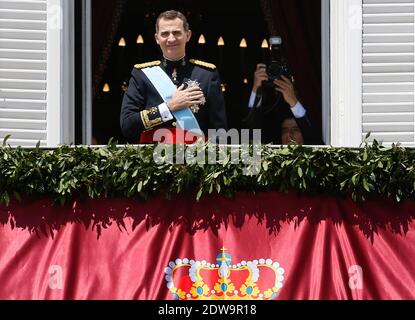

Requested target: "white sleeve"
[
  {"left": 291, "top": 101, "right": 306, "bottom": 118},
  {"left": 248, "top": 91, "right": 257, "bottom": 109},
  {"left": 158, "top": 102, "right": 174, "bottom": 122}
]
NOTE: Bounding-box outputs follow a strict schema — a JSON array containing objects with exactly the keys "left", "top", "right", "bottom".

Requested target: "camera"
[
  {"left": 257, "top": 36, "right": 292, "bottom": 109},
  {"left": 266, "top": 36, "right": 291, "bottom": 81}
]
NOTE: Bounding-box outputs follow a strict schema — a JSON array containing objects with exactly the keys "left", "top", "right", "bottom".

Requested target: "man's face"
[
  {"left": 281, "top": 118, "right": 304, "bottom": 145},
  {"left": 155, "top": 18, "right": 191, "bottom": 60}
]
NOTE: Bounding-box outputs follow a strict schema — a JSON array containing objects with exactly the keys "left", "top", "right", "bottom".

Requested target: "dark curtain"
[
  {"left": 261, "top": 0, "right": 322, "bottom": 137},
  {"left": 92, "top": 0, "right": 126, "bottom": 98}
]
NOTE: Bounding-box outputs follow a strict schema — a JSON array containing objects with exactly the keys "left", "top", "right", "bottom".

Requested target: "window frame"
[
  {"left": 46, "top": 0, "right": 75, "bottom": 146},
  {"left": 78, "top": 0, "right": 364, "bottom": 147},
  {"left": 329, "top": 0, "right": 363, "bottom": 147}
]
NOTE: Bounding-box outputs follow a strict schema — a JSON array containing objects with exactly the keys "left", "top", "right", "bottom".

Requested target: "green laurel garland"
[{"left": 1, "top": 136, "right": 415, "bottom": 206}]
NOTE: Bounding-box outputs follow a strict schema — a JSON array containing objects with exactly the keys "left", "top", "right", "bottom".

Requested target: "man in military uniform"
[{"left": 120, "top": 10, "right": 227, "bottom": 143}]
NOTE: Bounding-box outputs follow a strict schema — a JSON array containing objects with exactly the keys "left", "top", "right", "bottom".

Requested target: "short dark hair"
[{"left": 156, "top": 10, "right": 189, "bottom": 33}]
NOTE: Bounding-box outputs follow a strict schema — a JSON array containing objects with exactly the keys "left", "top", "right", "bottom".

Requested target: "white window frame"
[
  {"left": 321, "top": 0, "right": 330, "bottom": 145},
  {"left": 46, "top": 0, "right": 74, "bottom": 146},
  {"left": 82, "top": 0, "right": 92, "bottom": 145},
  {"left": 329, "top": 0, "right": 363, "bottom": 147}
]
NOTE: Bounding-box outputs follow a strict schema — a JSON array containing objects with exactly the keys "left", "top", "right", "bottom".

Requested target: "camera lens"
[{"left": 267, "top": 63, "right": 283, "bottom": 81}]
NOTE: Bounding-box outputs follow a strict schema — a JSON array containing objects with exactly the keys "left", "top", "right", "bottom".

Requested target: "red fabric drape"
[
  {"left": 262, "top": 0, "right": 322, "bottom": 137},
  {"left": 1, "top": 192, "right": 415, "bottom": 300}
]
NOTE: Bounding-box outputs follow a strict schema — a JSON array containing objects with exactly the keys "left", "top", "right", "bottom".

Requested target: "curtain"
[{"left": 92, "top": 0, "right": 127, "bottom": 98}]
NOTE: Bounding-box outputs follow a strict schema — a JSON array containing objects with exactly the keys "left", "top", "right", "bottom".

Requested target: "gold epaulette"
[
  {"left": 134, "top": 60, "right": 161, "bottom": 69},
  {"left": 189, "top": 59, "right": 216, "bottom": 70}
]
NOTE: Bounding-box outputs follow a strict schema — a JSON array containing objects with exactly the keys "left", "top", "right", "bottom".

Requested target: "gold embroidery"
[
  {"left": 162, "top": 57, "right": 187, "bottom": 67},
  {"left": 134, "top": 60, "right": 161, "bottom": 69},
  {"left": 140, "top": 107, "right": 162, "bottom": 130},
  {"left": 189, "top": 59, "right": 216, "bottom": 70}
]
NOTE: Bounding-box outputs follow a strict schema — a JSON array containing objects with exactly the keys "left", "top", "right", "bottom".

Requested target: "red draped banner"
[{"left": 1, "top": 192, "right": 414, "bottom": 300}]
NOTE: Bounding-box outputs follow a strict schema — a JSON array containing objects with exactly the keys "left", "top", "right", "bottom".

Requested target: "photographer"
[
  {"left": 245, "top": 63, "right": 311, "bottom": 144},
  {"left": 245, "top": 38, "right": 321, "bottom": 145},
  {"left": 248, "top": 63, "right": 306, "bottom": 119}
]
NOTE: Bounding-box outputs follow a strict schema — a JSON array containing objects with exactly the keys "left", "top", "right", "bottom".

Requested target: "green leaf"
[
  {"left": 137, "top": 181, "right": 143, "bottom": 192},
  {"left": 1, "top": 191, "right": 10, "bottom": 206},
  {"left": 223, "top": 176, "right": 230, "bottom": 185},
  {"left": 212, "top": 172, "right": 221, "bottom": 179},
  {"left": 363, "top": 178, "right": 371, "bottom": 193},
  {"left": 13, "top": 191, "right": 21, "bottom": 202},
  {"left": 132, "top": 169, "right": 139, "bottom": 178},
  {"left": 119, "top": 172, "right": 128, "bottom": 182},
  {"left": 298, "top": 167, "right": 303, "bottom": 178},
  {"left": 352, "top": 174, "right": 359, "bottom": 185},
  {"left": 196, "top": 188, "right": 203, "bottom": 201},
  {"left": 397, "top": 194, "right": 403, "bottom": 202},
  {"left": 222, "top": 155, "right": 230, "bottom": 166},
  {"left": 0, "top": 143, "right": 412, "bottom": 207},
  {"left": 216, "top": 182, "right": 221, "bottom": 194},
  {"left": 2, "top": 135, "right": 11, "bottom": 147}
]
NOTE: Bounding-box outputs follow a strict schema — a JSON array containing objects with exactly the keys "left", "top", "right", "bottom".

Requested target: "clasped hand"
[{"left": 167, "top": 84, "right": 205, "bottom": 112}]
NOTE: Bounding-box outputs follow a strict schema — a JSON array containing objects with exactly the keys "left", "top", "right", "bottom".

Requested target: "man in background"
[{"left": 245, "top": 63, "right": 321, "bottom": 145}]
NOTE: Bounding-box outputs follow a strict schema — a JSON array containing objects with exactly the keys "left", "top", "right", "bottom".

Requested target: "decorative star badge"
[{"left": 185, "top": 79, "right": 206, "bottom": 114}]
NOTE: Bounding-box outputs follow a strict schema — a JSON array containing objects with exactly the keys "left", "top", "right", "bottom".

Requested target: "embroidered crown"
[{"left": 164, "top": 247, "right": 285, "bottom": 300}]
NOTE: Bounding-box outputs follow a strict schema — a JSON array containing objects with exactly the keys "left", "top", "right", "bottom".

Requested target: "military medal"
[
  {"left": 172, "top": 68, "right": 178, "bottom": 82},
  {"left": 185, "top": 79, "right": 206, "bottom": 114}
]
